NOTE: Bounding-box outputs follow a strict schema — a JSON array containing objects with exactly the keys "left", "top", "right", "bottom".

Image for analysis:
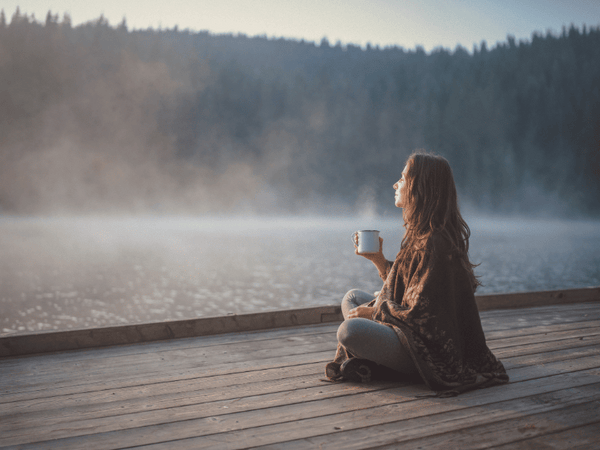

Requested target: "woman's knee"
[
  {"left": 337, "top": 318, "right": 369, "bottom": 349},
  {"left": 342, "top": 289, "right": 361, "bottom": 305},
  {"left": 341, "top": 290, "right": 361, "bottom": 318},
  {"left": 341, "top": 289, "right": 374, "bottom": 316}
]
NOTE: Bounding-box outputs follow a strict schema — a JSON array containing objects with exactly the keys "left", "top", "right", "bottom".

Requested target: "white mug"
[{"left": 352, "top": 230, "right": 380, "bottom": 254}]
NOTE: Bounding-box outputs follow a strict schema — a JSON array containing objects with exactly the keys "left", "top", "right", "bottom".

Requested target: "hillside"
[{"left": 1, "top": 9, "right": 599, "bottom": 216}]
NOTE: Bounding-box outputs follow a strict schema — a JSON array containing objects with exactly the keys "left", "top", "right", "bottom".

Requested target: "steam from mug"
[{"left": 352, "top": 230, "right": 380, "bottom": 254}]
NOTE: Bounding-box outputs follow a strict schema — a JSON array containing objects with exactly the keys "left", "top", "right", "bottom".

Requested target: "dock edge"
[{"left": 1, "top": 286, "right": 598, "bottom": 357}]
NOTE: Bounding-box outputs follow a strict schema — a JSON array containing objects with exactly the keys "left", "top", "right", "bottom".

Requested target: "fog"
[
  {"left": 1, "top": 15, "right": 599, "bottom": 334},
  {"left": 0, "top": 215, "right": 388, "bottom": 333},
  {"left": 1, "top": 215, "right": 599, "bottom": 334},
  {"left": 0, "top": 45, "right": 257, "bottom": 215}
]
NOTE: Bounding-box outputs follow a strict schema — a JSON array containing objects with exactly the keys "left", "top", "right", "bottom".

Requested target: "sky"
[{"left": 4, "top": 0, "right": 600, "bottom": 51}]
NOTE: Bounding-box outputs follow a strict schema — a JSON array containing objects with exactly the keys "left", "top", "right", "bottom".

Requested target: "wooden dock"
[{"left": 1, "top": 288, "right": 599, "bottom": 449}]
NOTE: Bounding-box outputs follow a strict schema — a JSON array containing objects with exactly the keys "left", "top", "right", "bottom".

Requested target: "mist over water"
[
  {"left": 1, "top": 215, "right": 599, "bottom": 335},
  {"left": 2, "top": 18, "right": 599, "bottom": 335}
]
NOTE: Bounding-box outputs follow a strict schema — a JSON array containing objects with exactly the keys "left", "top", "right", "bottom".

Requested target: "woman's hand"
[
  {"left": 354, "top": 236, "right": 384, "bottom": 262},
  {"left": 347, "top": 305, "right": 374, "bottom": 319}
]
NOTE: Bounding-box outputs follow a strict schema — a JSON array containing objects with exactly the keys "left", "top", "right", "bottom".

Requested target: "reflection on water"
[{"left": 1, "top": 215, "right": 599, "bottom": 335}]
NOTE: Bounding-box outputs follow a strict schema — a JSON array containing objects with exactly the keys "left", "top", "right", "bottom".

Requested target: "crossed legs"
[{"left": 337, "top": 289, "right": 417, "bottom": 375}]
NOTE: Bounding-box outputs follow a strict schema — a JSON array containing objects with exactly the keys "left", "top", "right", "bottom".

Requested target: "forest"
[{"left": 1, "top": 8, "right": 599, "bottom": 217}]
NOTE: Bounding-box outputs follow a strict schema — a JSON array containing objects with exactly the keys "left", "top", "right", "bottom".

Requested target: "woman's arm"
[
  {"left": 371, "top": 254, "right": 393, "bottom": 280},
  {"left": 354, "top": 236, "right": 392, "bottom": 280}
]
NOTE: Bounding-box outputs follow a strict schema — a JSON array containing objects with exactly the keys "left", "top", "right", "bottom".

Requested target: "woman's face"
[{"left": 393, "top": 164, "right": 409, "bottom": 208}]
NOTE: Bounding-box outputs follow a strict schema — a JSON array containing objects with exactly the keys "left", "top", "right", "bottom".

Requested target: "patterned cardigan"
[{"left": 327, "top": 233, "right": 509, "bottom": 396}]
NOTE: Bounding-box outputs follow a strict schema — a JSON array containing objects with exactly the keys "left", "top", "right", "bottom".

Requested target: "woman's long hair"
[{"left": 399, "top": 151, "right": 480, "bottom": 289}]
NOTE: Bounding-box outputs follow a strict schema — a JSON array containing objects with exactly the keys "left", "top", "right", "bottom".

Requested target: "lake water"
[{"left": 1, "top": 215, "right": 599, "bottom": 335}]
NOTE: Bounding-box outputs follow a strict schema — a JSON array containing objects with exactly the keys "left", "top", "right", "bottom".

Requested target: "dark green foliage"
[{"left": 0, "top": 10, "right": 599, "bottom": 216}]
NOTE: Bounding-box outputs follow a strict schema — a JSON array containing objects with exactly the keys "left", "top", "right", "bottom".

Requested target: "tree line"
[{"left": 1, "top": 8, "right": 599, "bottom": 216}]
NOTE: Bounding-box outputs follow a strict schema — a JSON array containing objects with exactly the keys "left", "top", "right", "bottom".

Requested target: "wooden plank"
[
  {"left": 498, "top": 342, "right": 600, "bottom": 368},
  {"left": 373, "top": 399, "right": 600, "bottom": 450},
  {"left": 1, "top": 317, "right": 597, "bottom": 403},
  {"left": 2, "top": 324, "right": 597, "bottom": 403},
  {"left": 4, "top": 332, "right": 596, "bottom": 410},
  {"left": 490, "top": 422, "right": 600, "bottom": 450},
  {"left": 2, "top": 303, "right": 597, "bottom": 378},
  {"left": 2, "top": 323, "right": 598, "bottom": 407},
  {"left": 488, "top": 326, "right": 600, "bottom": 351},
  {"left": 0, "top": 359, "right": 325, "bottom": 408},
  {"left": 479, "top": 305, "right": 600, "bottom": 332},
  {"left": 0, "top": 323, "right": 338, "bottom": 368},
  {"left": 2, "top": 346, "right": 599, "bottom": 448},
  {"left": 0, "top": 374, "right": 399, "bottom": 438},
  {"left": 0, "top": 341, "right": 594, "bottom": 427},
  {"left": 0, "top": 336, "right": 339, "bottom": 390},
  {"left": 0, "top": 361, "right": 341, "bottom": 419},
  {"left": 0, "top": 300, "right": 600, "bottom": 447},
  {"left": 481, "top": 299, "right": 600, "bottom": 316},
  {"left": 2, "top": 342, "right": 599, "bottom": 436},
  {"left": 259, "top": 387, "right": 600, "bottom": 450},
  {"left": 3, "top": 302, "right": 597, "bottom": 374},
  {"left": 1, "top": 301, "right": 595, "bottom": 374},
  {"left": 485, "top": 319, "right": 600, "bottom": 340},
  {"left": 475, "top": 286, "right": 600, "bottom": 311},
  {"left": 0, "top": 305, "right": 344, "bottom": 357},
  {"left": 0, "top": 323, "right": 339, "bottom": 376},
  {"left": 1, "top": 307, "right": 597, "bottom": 387},
  {"left": 0, "top": 379, "right": 403, "bottom": 447},
  {"left": 7, "top": 320, "right": 594, "bottom": 389},
  {"left": 15, "top": 370, "right": 599, "bottom": 450},
  {"left": 4, "top": 335, "right": 597, "bottom": 422},
  {"left": 0, "top": 300, "right": 596, "bottom": 378},
  {"left": 494, "top": 335, "right": 600, "bottom": 360},
  {"left": 0, "top": 350, "right": 335, "bottom": 402},
  {"left": 1, "top": 288, "right": 597, "bottom": 357},
  {"left": 1, "top": 318, "right": 596, "bottom": 399}
]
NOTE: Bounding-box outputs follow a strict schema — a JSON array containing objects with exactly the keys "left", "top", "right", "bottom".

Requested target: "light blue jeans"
[{"left": 337, "top": 289, "right": 417, "bottom": 374}]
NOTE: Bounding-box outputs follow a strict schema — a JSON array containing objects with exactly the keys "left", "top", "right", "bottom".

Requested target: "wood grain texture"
[
  {"left": 0, "top": 305, "right": 344, "bottom": 357},
  {"left": 1, "top": 301, "right": 599, "bottom": 449},
  {"left": 489, "top": 422, "right": 600, "bottom": 450},
  {"left": 476, "top": 286, "right": 600, "bottom": 311}
]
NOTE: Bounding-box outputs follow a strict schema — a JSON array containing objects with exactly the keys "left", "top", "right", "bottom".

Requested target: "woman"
[{"left": 326, "top": 152, "right": 508, "bottom": 396}]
